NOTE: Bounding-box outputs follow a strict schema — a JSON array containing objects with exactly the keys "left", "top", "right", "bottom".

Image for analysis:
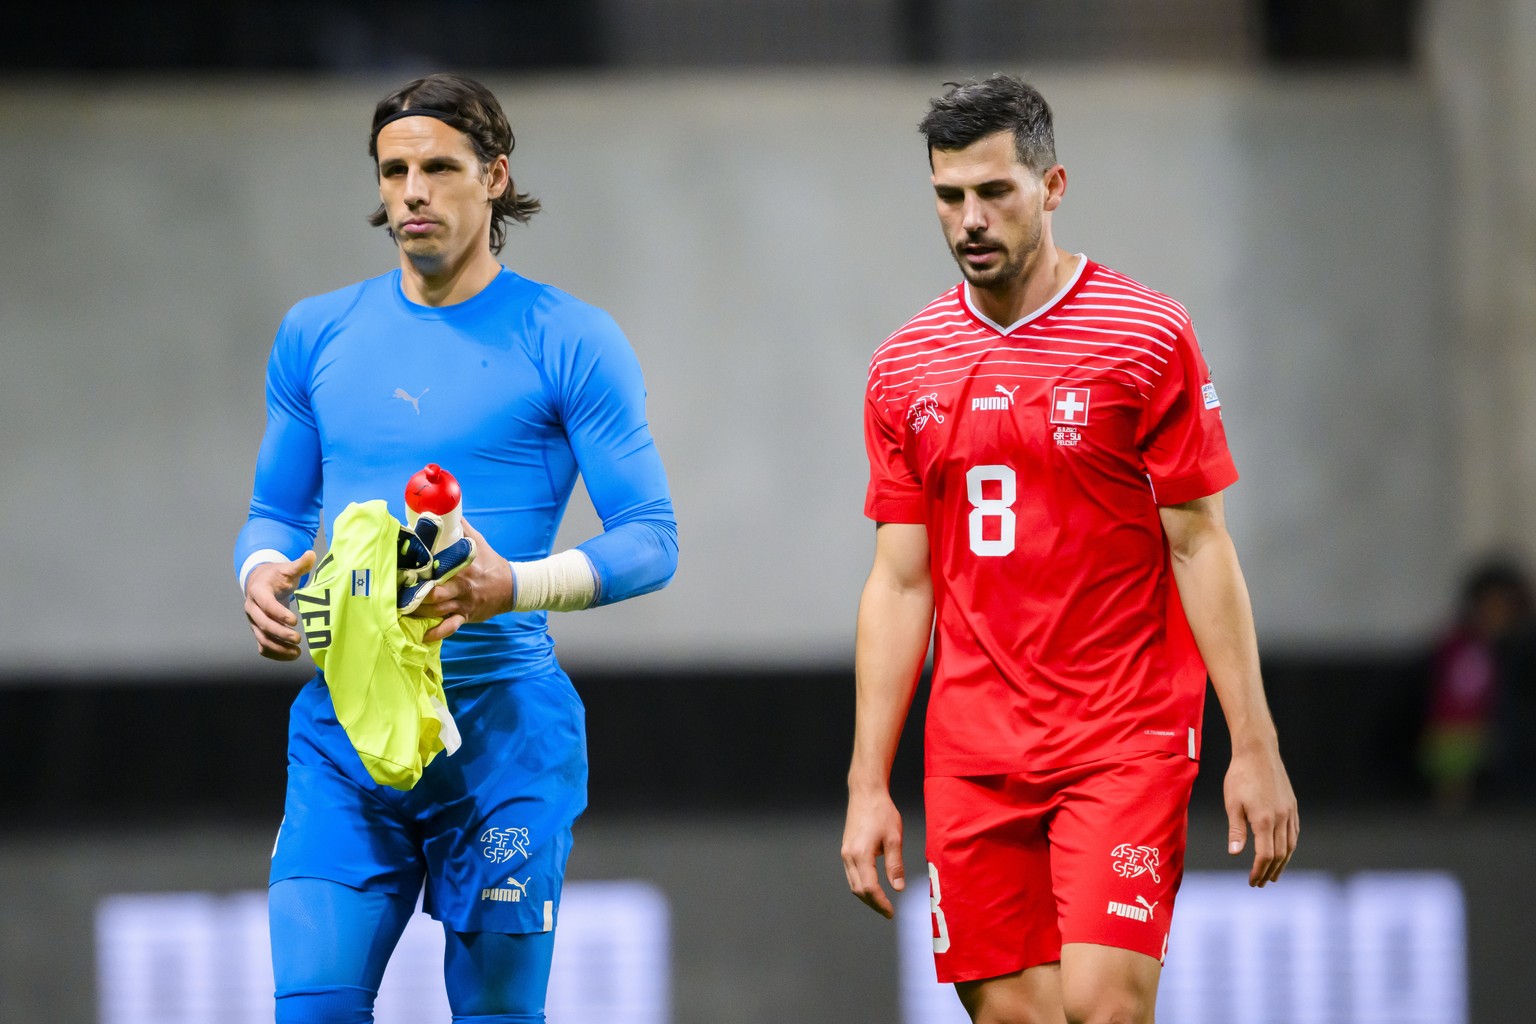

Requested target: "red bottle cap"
[{"left": 405, "top": 463, "right": 462, "bottom": 515}]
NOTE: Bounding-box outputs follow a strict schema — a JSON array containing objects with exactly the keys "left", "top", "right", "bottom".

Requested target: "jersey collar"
[
  {"left": 960, "top": 253, "right": 1089, "bottom": 336},
  {"left": 390, "top": 265, "right": 515, "bottom": 321}
]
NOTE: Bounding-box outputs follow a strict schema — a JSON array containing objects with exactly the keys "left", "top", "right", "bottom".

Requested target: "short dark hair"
[
  {"left": 367, "top": 73, "right": 540, "bottom": 254},
  {"left": 918, "top": 75, "right": 1057, "bottom": 173}
]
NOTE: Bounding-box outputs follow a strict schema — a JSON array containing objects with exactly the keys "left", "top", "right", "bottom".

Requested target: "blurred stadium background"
[{"left": 3, "top": 0, "right": 1535, "bottom": 1020}]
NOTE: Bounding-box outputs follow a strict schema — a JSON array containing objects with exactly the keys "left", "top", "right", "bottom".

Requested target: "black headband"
[{"left": 371, "top": 107, "right": 462, "bottom": 142}]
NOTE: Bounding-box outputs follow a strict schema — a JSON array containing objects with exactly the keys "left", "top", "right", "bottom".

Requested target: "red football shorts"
[{"left": 923, "top": 751, "right": 1198, "bottom": 983}]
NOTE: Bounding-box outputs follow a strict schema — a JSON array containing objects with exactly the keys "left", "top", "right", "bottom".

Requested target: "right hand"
[
  {"left": 1224, "top": 742, "right": 1299, "bottom": 887},
  {"left": 841, "top": 787, "right": 906, "bottom": 919},
  {"left": 243, "top": 551, "right": 317, "bottom": 661}
]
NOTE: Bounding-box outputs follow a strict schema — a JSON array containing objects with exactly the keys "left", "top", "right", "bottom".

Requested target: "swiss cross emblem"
[{"left": 1050, "top": 386, "right": 1090, "bottom": 426}]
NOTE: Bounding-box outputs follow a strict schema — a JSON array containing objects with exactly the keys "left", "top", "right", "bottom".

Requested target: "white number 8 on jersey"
[{"left": 966, "top": 465, "right": 1017, "bottom": 556}]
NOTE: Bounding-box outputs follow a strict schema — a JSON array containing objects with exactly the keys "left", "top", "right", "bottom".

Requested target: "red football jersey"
[{"left": 863, "top": 257, "right": 1238, "bottom": 775}]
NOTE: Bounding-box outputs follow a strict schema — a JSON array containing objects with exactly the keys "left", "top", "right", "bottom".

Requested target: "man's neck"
[
  {"left": 399, "top": 248, "right": 502, "bottom": 307},
  {"left": 969, "top": 246, "right": 1079, "bottom": 328}
]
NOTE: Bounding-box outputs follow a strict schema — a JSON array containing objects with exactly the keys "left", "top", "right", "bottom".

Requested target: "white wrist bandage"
[
  {"left": 238, "top": 549, "right": 289, "bottom": 593},
  {"left": 510, "top": 550, "right": 599, "bottom": 612}
]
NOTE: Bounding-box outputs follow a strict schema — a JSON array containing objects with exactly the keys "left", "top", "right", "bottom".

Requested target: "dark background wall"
[{"left": 0, "top": 653, "right": 1455, "bottom": 828}]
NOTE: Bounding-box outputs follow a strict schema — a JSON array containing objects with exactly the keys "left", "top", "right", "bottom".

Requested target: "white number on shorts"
[
  {"left": 966, "top": 465, "right": 1016, "bottom": 556},
  {"left": 929, "top": 862, "right": 951, "bottom": 954}
]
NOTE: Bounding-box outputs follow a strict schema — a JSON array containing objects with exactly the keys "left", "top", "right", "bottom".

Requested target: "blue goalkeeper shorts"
[{"left": 271, "top": 664, "right": 588, "bottom": 934}]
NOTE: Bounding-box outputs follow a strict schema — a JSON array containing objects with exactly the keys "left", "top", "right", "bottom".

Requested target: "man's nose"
[
  {"left": 961, "top": 194, "right": 986, "bottom": 233},
  {"left": 403, "top": 166, "right": 429, "bottom": 204}
]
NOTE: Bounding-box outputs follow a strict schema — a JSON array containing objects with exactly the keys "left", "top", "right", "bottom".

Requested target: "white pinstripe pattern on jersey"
[
  {"left": 866, "top": 262, "right": 1190, "bottom": 407},
  {"left": 872, "top": 341, "right": 1167, "bottom": 381}
]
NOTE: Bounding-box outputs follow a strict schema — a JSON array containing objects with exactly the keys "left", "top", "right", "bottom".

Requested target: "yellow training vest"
[{"left": 295, "top": 500, "right": 461, "bottom": 790}]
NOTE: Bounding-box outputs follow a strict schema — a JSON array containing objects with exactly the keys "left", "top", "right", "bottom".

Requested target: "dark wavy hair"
[
  {"left": 367, "top": 73, "right": 540, "bottom": 254},
  {"left": 918, "top": 75, "right": 1057, "bottom": 173}
]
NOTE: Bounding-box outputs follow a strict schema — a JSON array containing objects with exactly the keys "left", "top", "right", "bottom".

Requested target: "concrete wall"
[
  {"left": 1425, "top": 0, "right": 1536, "bottom": 560},
  {"left": 0, "top": 70, "right": 1464, "bottom": 677}
]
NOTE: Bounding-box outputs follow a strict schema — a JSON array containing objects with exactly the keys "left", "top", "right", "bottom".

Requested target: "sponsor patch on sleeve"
[{"left": 1201, "top": 382, "right": 1221, "bottom": 410}]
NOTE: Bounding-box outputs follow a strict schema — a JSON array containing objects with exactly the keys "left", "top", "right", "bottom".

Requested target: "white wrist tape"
[
  {"left": 510, "top": 550, "right": 599, "bottom": 613},
  {"left": 238, "top": 549, "right": 289, "bottom": 593}
]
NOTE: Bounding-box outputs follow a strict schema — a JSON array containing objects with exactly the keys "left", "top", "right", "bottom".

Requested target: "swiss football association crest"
[
  {"left": 907, "top": 393, "right": 945, "bottom": 433},
  {"left": 1110, "top": 843, "right": 1162, "bottom": 883},
  {"left": 480, "top": 826, "right": 532, "bottom": 863}
]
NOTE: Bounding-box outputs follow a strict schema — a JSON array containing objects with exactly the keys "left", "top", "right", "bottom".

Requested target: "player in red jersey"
[{"left": 840, "top": 76, "right": 1298, "bottom": 1024}]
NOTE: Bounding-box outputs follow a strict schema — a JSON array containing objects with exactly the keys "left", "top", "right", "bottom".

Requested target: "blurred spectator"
[{"left": 1420, "top": 557, "right": 1535, "bottom": 811}]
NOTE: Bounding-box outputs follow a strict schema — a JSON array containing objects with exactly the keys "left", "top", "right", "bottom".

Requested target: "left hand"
[
  {"left": 410, "top": 519, "right": 513, "bottom": 642},
  {"left": 1224, "top": 742, "right": 1299, "bottom": 887}
]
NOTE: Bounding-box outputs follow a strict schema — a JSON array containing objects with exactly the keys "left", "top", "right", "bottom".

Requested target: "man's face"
[
  {"left": 930, "top": 131, "right": 1052, "bottom": 291},
  {"left": 376, "top": 116, "right": 507, "bottom": 273}
]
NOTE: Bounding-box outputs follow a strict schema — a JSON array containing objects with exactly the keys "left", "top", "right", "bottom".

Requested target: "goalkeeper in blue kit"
[{"left": 235, "top": 73, "right": 678, "bottom": 1023}]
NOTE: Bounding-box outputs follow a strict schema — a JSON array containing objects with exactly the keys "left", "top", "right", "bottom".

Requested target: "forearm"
[
  {"left": 234, "top": 368, "right": 321, "bottom": 584},
  {"left": 499, "top": 509, "right": 676, "bottom": 615},
  {"left": 1162, "top": 494, "right": 1296, "bottom": 883},
  {"left": 235, "top": 509, "right": 317, "bottom": 587},
  {"left": 574, "top": 503, "right": 678, "bottom": 606},
  {"left": 1169, "top": 528, "right": 1277, "bottom": 753},
  {"left": 849, "top": 575, "right": 933, "bottom": 791},
  {"left": 557, "top": 314, "right": 677, "bottom": 608}
]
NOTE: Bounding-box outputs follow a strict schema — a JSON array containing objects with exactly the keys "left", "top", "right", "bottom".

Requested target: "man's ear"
[
  {"left": 486, "top": 154, "right": 511, "bottom": 200},
  {"left": 1042, "top": 163, "right": 1068, "bottom": 212}
]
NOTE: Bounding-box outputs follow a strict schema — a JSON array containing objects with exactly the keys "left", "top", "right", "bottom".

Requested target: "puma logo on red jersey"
[{"left": 971, "top": 384, "right": 1019, "bottom": 411}]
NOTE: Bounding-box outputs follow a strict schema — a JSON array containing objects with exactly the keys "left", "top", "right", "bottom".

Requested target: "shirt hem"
[
  {"left": 864, "top": 497, "right": 925, "bottom": 523},
  {"left": 1150, "top": 460, "right": 1239, "bottom": 507}
]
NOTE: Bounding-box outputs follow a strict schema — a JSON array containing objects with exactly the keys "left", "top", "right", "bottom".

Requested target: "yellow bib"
[{"left": 295, "top": 500, "right": 461, "bottom": 790}]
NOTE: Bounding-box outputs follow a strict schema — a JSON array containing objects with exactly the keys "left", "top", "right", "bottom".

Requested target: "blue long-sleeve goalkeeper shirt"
[{"left": 234, "top": 267, "right": 678, "bottom": 683}]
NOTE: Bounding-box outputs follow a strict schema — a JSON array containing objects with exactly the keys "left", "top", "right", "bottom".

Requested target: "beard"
[
  {"left": 402, "top": 246, "right": 448, "bottom": 276},
  {"left": 950, "top": 218, "right": 1041, "bottom": 292},
  {"left": 396, "top": 230, "right": 449, "bottom": 276}
]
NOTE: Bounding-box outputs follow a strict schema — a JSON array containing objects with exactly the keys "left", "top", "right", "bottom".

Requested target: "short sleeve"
[
  {"left": 863, "top": 390, "right": 926, "bottom": 523},
  {"left": 1137, "top": 318, "right": 1239, "bottom": 505}
]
